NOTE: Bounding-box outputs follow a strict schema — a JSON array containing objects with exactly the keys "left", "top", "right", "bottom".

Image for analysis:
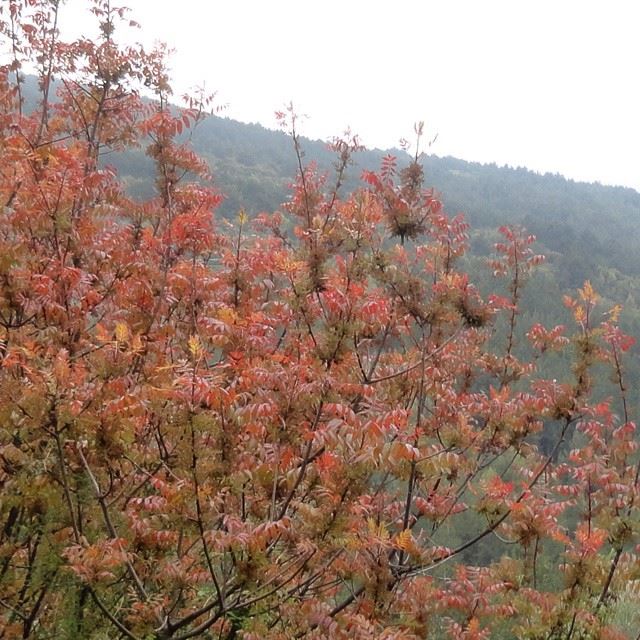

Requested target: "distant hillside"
[
  {"left": 112, "top": 112, "right": 640, "bottom": 292},
  {"left": 117, "top": 117, "right": 639, "bottom": 270},
  {"left": 24, "top": 77, "right": 640, "bottom": 291},
  {"left": 23, "top": 75, "right": 640, "bottom": 372},
  {"left": 123, "top": 112, "right": 640, "bottom": 404}
]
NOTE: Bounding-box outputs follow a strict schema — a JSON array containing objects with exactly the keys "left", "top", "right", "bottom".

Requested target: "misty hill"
[
  {"left": 21, "top": 75, "right": 640, "bottom": 296},
  {"left": 113, "top": 112, "right": 640, "bottom": 290},
  {"left": 110, "top": 112, "right": 640, "bottom": 402},
  {"left": 23, "top": 75, "right": 640, "bottom": 298}
]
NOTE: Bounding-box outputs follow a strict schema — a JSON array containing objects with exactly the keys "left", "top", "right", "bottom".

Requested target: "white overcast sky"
[{"left": 59, "top": 0, "right": 640, "bottom": 191}]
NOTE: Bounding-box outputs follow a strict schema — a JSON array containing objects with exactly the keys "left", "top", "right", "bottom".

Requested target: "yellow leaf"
[
  {"left": 188, "top": 335, "right": 201, "bottom": 357},
  {"left": 395, "top": 528, "right": 413, "bottom": 551},
  {"left": 607, "top": 304, "right": 622, "bottom": 323},
  {"left": 366, "top": 517, "right": 389, "bottom": 540},
  {"left": 217, "top": 307, "right": 237, "bottom": 325},
  {"left": 238, "top": 208, "right": 248, "bottom": 225},
  {"left": 114, "top": 322, "right": 129, "bottom": 343},
  {"left": 578, "top": 280, "right": 599, "bottom": 304}
]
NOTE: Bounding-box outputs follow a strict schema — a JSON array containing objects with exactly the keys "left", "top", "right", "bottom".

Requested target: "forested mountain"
[
  {"left": 111, "top": 113, "right": 640, "bottom": 380},
  {"left": 117, "top": 113, "right": 640, "bottom": 282},
  {"left": 114, "top": 112, "right": 640, "bottom": 286}
]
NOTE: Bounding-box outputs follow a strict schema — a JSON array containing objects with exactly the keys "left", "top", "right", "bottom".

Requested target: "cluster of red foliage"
[{"left": 0, "top": 2, "right": 639, "bottom": 639}]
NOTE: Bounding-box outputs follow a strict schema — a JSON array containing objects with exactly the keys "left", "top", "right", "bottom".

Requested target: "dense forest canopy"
[{"left": 1, "top": 2, "right": 640, "bottom": 640}]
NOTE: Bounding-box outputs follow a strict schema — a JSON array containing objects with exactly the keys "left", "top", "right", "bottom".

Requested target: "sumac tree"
[{"left": 0, "top": 2, "right": 639, "bottom": 639}]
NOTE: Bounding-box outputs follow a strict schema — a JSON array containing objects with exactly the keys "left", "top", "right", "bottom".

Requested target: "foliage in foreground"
[{"left": 1, "top": 2, "right": 639, "bottom": 639}]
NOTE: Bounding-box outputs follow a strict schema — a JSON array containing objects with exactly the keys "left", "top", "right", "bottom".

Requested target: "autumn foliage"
[{"left": 1, "top": 2, "right": 639, "bottom": 639}]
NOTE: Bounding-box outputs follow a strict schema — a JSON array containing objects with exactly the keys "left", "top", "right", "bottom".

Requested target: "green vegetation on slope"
[{"left": 109, "top": 111, "right": 640, "bottom": 383}]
